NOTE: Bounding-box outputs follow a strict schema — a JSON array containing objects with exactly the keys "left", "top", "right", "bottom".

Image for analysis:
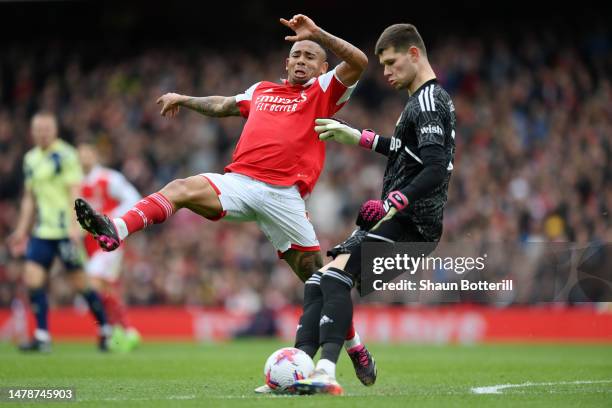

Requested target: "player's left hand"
[
  {"left": 315, "top": 118, "right": 360, "bottom": 145},
  {"left": 7, "top": 232, "right": 28, "bottom": 257},
  {"left": 383, "top": 191, "right": 409, "bottom": 213},
  {"left": 156, "top": 93, "right": 185, "bottom": 118},
  {"left": 280, "top": 14, "right": 321, "bottom": 42}
]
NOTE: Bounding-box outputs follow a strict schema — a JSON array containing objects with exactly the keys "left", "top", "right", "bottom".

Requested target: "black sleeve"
[
  {"left": 374, "top": 135, "right": 391, "bottom": 156},
  {"left": 399, "top": 144, "right": 447, "bottom": 202},
  {"left": 415, "top": 102, "right": 445, "bottom": 148},
  {"left": 397, "top": 94, "right": 449, "bottom": 202}
]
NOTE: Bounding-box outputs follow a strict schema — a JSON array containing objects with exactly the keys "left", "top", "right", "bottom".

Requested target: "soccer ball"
[{"left": 264, "top": 347, "right": 314, "bottom": 392}]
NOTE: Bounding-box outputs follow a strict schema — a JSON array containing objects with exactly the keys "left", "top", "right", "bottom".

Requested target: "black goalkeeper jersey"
[{"left": 373, "top": 79, "right": 456, "bottom": 241}]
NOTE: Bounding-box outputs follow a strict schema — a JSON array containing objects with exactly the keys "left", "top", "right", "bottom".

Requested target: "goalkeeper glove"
[
  {"left": 356, "top": 199, "right": 386, "bottom": 230},
  {"left": 383, "top": 191, "right": 409, "bottom": 213},
  {"left": 356, "top": 191, "right": 409, "bottom": 231},
  {"left": 369, "top": 191, "right": 409, "bottom": 231},
  {"left": 314, "top": 118, "right": 377, "bottom": 149}
]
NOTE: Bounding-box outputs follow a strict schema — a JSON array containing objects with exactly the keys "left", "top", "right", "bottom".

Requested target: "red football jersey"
[{"left": 226, "top": 68, "right": 356, "bottom": 197}]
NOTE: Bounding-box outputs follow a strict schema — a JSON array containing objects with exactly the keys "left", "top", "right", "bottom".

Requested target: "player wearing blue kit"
[{"left": 8, "top": 112, "right": 112, "bottom": 352}]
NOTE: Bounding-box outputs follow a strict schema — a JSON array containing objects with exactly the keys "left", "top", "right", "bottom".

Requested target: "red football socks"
[{"left": 120, "top": 192, "right": 175, "bottom": 234}]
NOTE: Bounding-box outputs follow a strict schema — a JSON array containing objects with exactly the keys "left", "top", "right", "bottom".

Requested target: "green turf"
[{"left": 0, "top": 340, "right": 610, "bottom": 407}]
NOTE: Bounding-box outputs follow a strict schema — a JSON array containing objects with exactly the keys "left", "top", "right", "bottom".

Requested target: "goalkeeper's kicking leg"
[
  {"left": 285, "top": 250, "right": 372, "bottom": 374},
  {"left": 290, "top": 247, "right": 368, "bottom": 395},
  {"left": 254, "top": 249, "right": 376, "bottom": 393},
  {"left": 293, "top": 213, "right": 430, "bottom": 395}
]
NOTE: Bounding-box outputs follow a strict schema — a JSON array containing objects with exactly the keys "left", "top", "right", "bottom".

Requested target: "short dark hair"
[
  {"left": 375, "top": 24, "right": 426, "bottom": 56},
  {"left": 290, "top": 40, "right": 328, "bottom": 61}
]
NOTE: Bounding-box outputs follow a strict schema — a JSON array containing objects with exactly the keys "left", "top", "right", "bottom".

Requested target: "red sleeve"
[{"left": 316, "top": 68, "right": 357, "bottom": 115}]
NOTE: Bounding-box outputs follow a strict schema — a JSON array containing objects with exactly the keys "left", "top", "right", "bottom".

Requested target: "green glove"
[{"left": 314, "top": 118, "right": 361, "bottom": 145}]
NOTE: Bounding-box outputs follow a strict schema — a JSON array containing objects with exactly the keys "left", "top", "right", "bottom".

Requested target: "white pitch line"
[
  {"left": 471, "top": 380, "right": 612, "bottom": 394},
  {"left": 168, "top": 395, "right": 197, "bottom": 400},
  {"left": 79, "top": 395, "right": 197, "bottom": 402}
]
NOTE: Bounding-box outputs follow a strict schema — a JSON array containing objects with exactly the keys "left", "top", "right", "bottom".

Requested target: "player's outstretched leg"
[
  {"left": 75, "top": 199, "right": 122, "bottom": 251},
  {"left": 76, "top": 176, "right": 221, "bottom": 252}
]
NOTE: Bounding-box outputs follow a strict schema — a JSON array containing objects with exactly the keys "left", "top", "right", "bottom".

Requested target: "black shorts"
[
  {"left": 328, "top": 214, "right": 437, "bottom": 287},
  {"left": 327, "top": 214, "right": 427, "bottom": 259},
  {"left": 25, "top": 237, "right": 83, "bottom": 271}
]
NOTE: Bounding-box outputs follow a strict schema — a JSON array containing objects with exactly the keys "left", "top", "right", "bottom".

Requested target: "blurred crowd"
[{"left": 0, "top": 27, "right": 610, "bottom": 310}]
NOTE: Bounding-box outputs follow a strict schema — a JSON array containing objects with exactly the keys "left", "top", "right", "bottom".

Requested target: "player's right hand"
[
  {"left": 280, "top": 14, "right": 321, "bottom": 42},
  {"left": 7, "top": 232, "right": 28, "bottom": 257},
  {"left": 315, "top": 118, "right": 360, "bottom": 145},
  {"left": 156, "top": 93, "right": 185, "bottom": 118}
]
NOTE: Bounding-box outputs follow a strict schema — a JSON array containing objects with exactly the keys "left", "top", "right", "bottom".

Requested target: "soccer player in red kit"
[
  {"left": 78, "top": 144, "right": 142, "bottom": 351},
  {"left": 75, "top": 15, "right": 376, "bottom": 389}
]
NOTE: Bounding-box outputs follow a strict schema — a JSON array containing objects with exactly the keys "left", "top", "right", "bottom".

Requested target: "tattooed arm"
[
  {"left": 280, "top": 14, "right": 368, "bottom": 86},
  {"left": 315, "top": 29, "right": 368, "bottom": 86},
  {"left": 156, "top": 93, "right": 240, "bottom": 118}
]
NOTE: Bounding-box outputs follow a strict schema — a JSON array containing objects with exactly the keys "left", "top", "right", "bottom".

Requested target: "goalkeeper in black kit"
[{"left": 291, "top": 24, "right": 456, "bottom": 395}]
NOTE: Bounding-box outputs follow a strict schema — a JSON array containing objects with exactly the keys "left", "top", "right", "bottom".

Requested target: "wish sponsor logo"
[{"left": 420, "top": 124, "right": 444, "bottom": 136}]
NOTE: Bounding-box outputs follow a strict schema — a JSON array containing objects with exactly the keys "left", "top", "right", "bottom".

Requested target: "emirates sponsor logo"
[{"left": 255, "top": 91, "right": 307, "bottom": 113}]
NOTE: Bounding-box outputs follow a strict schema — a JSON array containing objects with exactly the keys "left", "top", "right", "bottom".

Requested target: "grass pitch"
[{"left": 0, "top": 340, "right": 610, "bottom": 407}]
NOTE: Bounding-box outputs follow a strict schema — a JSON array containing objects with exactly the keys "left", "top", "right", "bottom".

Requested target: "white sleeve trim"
[
  {"left": 235, "top": 82, "right": 261, "bottom": 103},
  {"left": 317, "top": 66, "right": 358, "bottom": 105},
  {"left": 336, "top": 82, "right": 357, "bottom": 105},
  {"left": 372, "top": 134, "right": 380, "bottom": 151},
  {"left": 317, "top": 69, "right": 336, "bottom": 93}
]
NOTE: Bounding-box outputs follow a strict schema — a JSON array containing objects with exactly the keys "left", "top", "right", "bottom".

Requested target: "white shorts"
[
  {"left": 201, "top": 172, "right": 320, "bottom": 255},
  {"left": 85, "top": 249, "right": 124, "bottom": 281}
]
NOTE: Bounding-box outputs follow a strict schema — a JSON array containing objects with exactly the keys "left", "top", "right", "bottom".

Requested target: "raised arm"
[
  {"left": 280, "top": 14, "right": 367, "bottom": 86},
  {"left": 156, "top": 93, "right": 240, "bottom": 118}
]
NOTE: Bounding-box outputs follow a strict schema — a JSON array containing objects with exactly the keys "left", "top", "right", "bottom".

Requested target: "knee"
[
  {"left": 162, "top": 176, "right": 214, "bottom": 207},
  {"left": 288, "top": 251, "right": 323, "bottom": 282},
  {"left": 88, "top": 276, "right": 104, "bottom": 292},
  {"left": 24, "top": 263, "right": 45, "bottom": 289},
  {"left": 69, "top": 272, "right": 88, "bottom": 292}
]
